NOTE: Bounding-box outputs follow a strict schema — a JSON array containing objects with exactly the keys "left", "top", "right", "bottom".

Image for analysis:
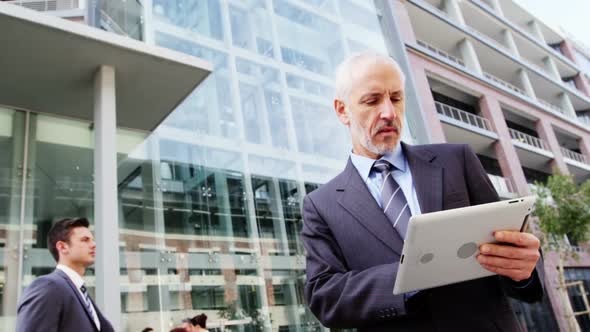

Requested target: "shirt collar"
[
  {"left": 56, "top": 264, "right": 85, "bottom": 289},
  {"left": 350, "top": 142, "right": 407, "bottom": 182}
]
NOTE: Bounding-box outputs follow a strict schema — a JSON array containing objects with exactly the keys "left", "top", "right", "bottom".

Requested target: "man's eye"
[{"left": 366, "top": 100, "right": 378, "bottom": 105}]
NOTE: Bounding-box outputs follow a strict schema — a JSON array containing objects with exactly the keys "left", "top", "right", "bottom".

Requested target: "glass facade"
[
  {"left": 1, "top": 1, "right": 415, "bottom": 331},
  {"left": 113, "top": 0, "right": 413, "bottom": 331},
  {"left": 0, "top": 109, "right": 97, "bottom": 330}
]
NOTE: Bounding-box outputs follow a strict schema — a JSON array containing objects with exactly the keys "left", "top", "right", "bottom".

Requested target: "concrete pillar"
[
  {"left": 579, "top": 135, "right": 590, "bottom": 164},
  {"left": 93, "top": 65, "right": 122, "bottom": 330},
  {"left": 458, "top": 38, "right": 483, "bottom": 75},
  {"left": 543, "top": 56, "right": 561, "bottom": 81},
  {"left": 391, "top": 0, "right": 417, "bottom": 45},
  {"left": 502, "top": 29, "right": 520, "bottom": 57},
  {"left": 141, "top": 0, "right": 154, "bottom": 45},
  {"left": 478, "top": 95, "right": 529, "bottom": 195},
  {"left": 535, "top": 119, "right": 569, "bottom": 174},
  {"left": 517, "top": 69, "right": 536, "bottom": 99},
  {"left": 376, "top": 0, "right": 435, "bottom": 144},
  {"left": 574, "top": 74, "right": 590, "bottom": 97},
  {"left": 560, "top": 40, "right": 578, "bottom": 63},
  {"left": 443, "top": 0, "right": 465, "bottom": 25},
  {"left": 528, "top": 20, "right": 546, "bottom": 44},
  {"left": 559, "top": 93, "right": 577, "bottom": 119},
  {"left": 407, "top": 58, "right": 447, "bottom": 143}
]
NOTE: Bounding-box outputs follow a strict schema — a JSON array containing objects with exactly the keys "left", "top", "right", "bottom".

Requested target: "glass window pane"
[
  {"left": 0, "top": 108, "right": 23, "bottom": 331},
  {"left": 117, "top": 0, "right": 400, "bottom": 330},
  {"left": 23, "top": 113, "right": 96, "bottom": 316}
]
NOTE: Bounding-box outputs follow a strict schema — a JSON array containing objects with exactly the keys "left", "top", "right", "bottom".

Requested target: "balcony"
[
  {"left": 488, "top": 173, "right": 517, "bottom": 198},
  {"left": 508, "top": 128, "right": 549, "bottom": 151},
  {"left": 4, "top": 0, "right": 80, "bottom": 11},
  {"left": 436, "top": 101, "right": 492, "bottom": 131},
  {"left": 508, "top": 128, "right": 553, "bottom": 173},
  {"left": 412, "top": 0, "right": 448, "bottom": 18},
  {"left": 417, "top": 40, "right": 465, "bottom": 67},
  {"left": 100, "top": 0, "right": 144, "bottom": 41},
  {"left": 483, "top": 72, "right": 526, "bottom": 96},
  {"left": 560, "top": 147, "right": 590, "bottom": 181},
  {"left": 560, "top": 147, "right": 588, "bottom": 165},
  {"left": 434, "top": 100, "right": 498, "bottom": 153},
  {"left": 537, "top": 98, "right": 565, "bottom": 115}
]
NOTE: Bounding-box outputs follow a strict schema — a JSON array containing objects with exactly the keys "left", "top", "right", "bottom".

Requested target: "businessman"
[
  {"left": 16, "top": 218, "right": 114, "bottom": 332},
  {"left": 301, "top": 52, "right": 544, "bottom": 331}
]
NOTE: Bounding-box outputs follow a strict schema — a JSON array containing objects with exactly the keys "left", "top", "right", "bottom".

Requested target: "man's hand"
[{"left": 477, "top": 231, "right": 540, "bottom": 282}]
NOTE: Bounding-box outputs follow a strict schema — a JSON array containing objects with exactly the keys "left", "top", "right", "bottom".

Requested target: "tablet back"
[{"left": 393, "top": 196, "right": 535, "bottom": 295}]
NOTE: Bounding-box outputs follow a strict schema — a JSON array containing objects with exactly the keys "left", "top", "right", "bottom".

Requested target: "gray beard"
[{"left": 349, "top": 116, "right": 395, "bottom": 156}]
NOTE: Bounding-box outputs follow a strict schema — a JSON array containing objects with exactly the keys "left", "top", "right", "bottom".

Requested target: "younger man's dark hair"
[{"left": 47, "top": 218, "right": 90, "bottom": 262}]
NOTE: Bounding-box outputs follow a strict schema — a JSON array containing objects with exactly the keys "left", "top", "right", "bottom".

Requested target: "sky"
[{"left": 516, "top": 0, "right": 590, "bottom": 50}]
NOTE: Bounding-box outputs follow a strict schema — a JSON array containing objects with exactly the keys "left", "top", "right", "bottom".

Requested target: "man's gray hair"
[{"left": 334, "top": 51, "right": 406, "bottom": 103}]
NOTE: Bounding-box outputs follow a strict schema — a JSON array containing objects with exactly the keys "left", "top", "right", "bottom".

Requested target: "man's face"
[
  {"left": 335, "top": 60, "right": 405, "bottom": 159},
  {"left": 59, "top": 227, "right": 96, "bottom": 267}
]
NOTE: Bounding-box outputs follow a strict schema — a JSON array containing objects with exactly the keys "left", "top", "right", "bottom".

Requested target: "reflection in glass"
[
  {"left": 21, "top": 114, "right": 96, "bottom": 309},
  {"left": 153, "top": 0, "right": 223, "bottom": 41},
  {"left": 118, "top": 0, "right": 394, "bottom": 330},
  {"left": 0, "top": 108, "right": 23, "bottom": 331}
]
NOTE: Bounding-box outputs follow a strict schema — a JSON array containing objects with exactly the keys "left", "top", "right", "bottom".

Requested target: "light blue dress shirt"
[{"left": 350, "top": 143, "right": 422, "bottom": 222}]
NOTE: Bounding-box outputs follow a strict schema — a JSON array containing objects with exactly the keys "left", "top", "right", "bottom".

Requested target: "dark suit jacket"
[
  {"left": 16, "top": 269, "right": 114, "bottom": 332},
  {"left": 302, "top": 143, "right": 544, "bottom": 331}
]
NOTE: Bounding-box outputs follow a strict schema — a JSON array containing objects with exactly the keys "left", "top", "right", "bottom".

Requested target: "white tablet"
[{"left": 392, "top": 196, "right": 535, "bottom": 295}]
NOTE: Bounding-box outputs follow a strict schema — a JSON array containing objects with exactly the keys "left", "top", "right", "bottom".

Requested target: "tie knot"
[
  {"left": 80, "top": 285, "right": 87, "bottom": 293},
  {"left": 372, "top": 160, "right": 394, "bottom": 174}
]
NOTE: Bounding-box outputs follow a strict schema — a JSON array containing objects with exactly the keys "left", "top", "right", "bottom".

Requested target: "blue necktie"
[
  {"left": 80, "top": 285, "right": 95, "bottom": 320},
  {"left": 373, "top": 160, "right": 412, "bottom": 240}
]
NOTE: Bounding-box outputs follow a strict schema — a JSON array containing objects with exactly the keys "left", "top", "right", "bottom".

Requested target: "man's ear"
[
  {"left": 334, "top": 99, "right": 350, "bottom": 126},
  {"left": 56, "top": 241, "right": 68, "bottom": 256}
]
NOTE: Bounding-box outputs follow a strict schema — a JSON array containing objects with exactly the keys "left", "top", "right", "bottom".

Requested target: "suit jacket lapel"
[
  {"left": 403, "top": 143, "right": 443, "bottom": 214},
  {"left": 55, "top": 269, "right": 99, "bottom": 332},
  {"left": 337, "top": 158, "right": 403, "bottom": 255}
]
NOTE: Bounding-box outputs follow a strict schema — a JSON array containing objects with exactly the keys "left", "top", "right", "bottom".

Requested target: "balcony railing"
[
  {"left": 413, "top": 0, "right": 448, "bottom": 18},
  {"left": 537, "top": 99, "right": 565, "bottom": 115},
  {"left": 435, "top": 101, "right": 492, "bottom": 131},
  {"left": 101, "top": 0, "right": 144, "bottom": 41},
  {"left": 483, "top": 72, "right": 526, "bottom": 96},
  {"left": 4, "top": 0, "right": 80, "bottom": 11},
  {"left": 467, "top": 26, "right": 510, "bottom": 53},
  {"left": 488, "top": 174, "right": 516, "bottom": 196},
  {"left": 560, "top": 147, "right": 589, "bottom": 165},
  {"left": 508, "top": 128, "right": 550, "bottom": 151},
  {"left": 417, "top": 40, "right": 465, "bottom": 67}
]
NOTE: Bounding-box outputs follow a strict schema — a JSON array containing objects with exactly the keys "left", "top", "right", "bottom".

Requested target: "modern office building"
[
  {"left": 394, "top": 0, "right": 590, "bottom": 330},
  {"left": 1, "top": 0, "right": 590, "bottom": 331}
]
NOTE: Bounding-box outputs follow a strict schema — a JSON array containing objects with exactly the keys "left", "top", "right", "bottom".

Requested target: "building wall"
[{"left": 394, "top": 0, "right": 590, "bottom": 331}]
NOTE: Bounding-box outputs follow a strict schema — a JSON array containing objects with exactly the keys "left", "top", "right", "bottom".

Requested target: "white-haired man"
[{"left": 301, "top": 52, "right": 543, "bottom": 331}]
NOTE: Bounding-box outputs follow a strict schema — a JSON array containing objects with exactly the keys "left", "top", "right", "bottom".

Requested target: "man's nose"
[{"left": 379, "top": 98, "right": 397, "bottom": 120}]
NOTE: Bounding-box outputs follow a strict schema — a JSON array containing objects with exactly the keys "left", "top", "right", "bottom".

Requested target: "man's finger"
[
  {"left": 477, "top": 254, "right": 531, "bottom": 270},
  {"left": 494, "top": 231, "right": 540, "bottom": 249},
  {"left": 479, "top": 263, "right": 532, "bottom": 282},
  {"left": 479, "top": 244, "right": 540, "bottom": 261}
]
